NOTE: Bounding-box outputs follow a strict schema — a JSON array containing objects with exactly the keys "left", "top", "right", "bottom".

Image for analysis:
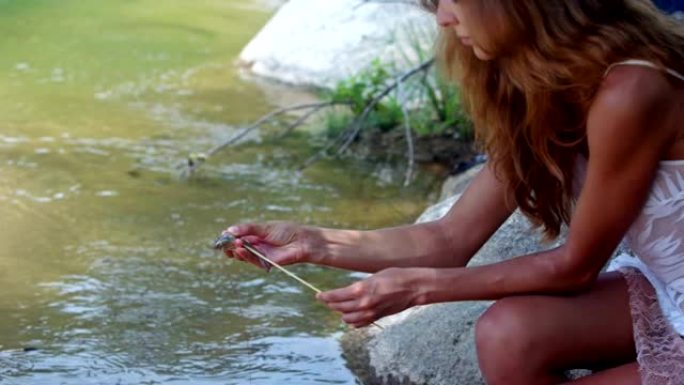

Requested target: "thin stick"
[
  {"left": 336, "top": 58, "right": 434, "bottom": 155},
  {"left": 182, "top": 101, "right": 351, "bottom": 175},
  {"left": 298, "top": 58, "right": 434, "bottom": 171},
  {"left": 242, "top": 241, "right": 323, "bottom": 294},
  {"left": 241, "top": 240, "right": 384, "bottom": 330}
]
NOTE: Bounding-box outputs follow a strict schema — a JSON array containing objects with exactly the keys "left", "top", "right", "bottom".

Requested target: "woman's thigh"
[{"left": 476, "top": 272, "right": 636, "bottom": 376}]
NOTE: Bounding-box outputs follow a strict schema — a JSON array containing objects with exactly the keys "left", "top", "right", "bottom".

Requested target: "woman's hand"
[
  {"left": 317, "top": 268, "right": 427, "bottom": 328},
  {"left": 222, "top": 222, "right": 324, "bottom": 270}
]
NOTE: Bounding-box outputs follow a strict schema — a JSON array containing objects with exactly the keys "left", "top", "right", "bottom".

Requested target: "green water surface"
[{"left": 0, "top": 1, "right": 440, "bottom": 384}]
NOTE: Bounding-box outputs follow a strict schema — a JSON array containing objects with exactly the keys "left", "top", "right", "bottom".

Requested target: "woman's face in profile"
[{"left": 434, "top": 0, "right": 493, "bottom": 61}]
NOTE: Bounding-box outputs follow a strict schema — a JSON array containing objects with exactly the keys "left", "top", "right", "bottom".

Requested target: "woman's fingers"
[
  {"left": 244, "top": 241, "right": 301, "bottom": 266},
  {"left": 226, "top": 224, "right": 250, "bottom": 238},
  {"left": 326, "top": 296, "right": 377, "bottom": 313},
  {"left": 228, "top": 223, "right": 272, "bottom": 239},
  {"left": 222, "top": 221, "right": 310, "bottom": 264},
  {"left": 327, "top": 300, "right": 361, "bottom": 313},
  {"left": 317, "top": 282, "right": 364, "bottom": 304},
  {"left": 233, "top": 247, "right": 250, "bottom": 260},
  {"left": 224, "top": 239, "right": 293, "bottom": 270},
  {"left": 318, "top": 269, "right": 417, "bottom": 327},
  {"left": 231, "top": 247, "right": 269, "bottom": 271},
  {"left": 229, "top": 221, "right": 300, "bottom": 247},
  {"left": 317, "top": 283, "right": 383, "bottom": 326},
  {"left": 342, "top": 310, "right": 378, "bottom": 325}
]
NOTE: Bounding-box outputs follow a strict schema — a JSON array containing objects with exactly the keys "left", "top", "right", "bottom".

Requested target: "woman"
[{"left": 222, "top": 1, "right": 684, "bottom": 383}]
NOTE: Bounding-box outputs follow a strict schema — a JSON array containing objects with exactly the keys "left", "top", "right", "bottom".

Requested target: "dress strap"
[{"left": 604, "top": 59, "right": 684, "bottom": 82}]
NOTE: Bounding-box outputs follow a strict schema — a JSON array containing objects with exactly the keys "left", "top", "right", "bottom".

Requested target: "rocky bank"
[
  {"left": 239, "top": 0, "right": 435, "bottom": 89},
  {"left": 341, "top": 167, "right": 564, "bottom": 385}
]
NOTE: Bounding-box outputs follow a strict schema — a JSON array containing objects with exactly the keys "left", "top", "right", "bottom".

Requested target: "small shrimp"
[
  {"left": 213, "top": 232, "right": 271, "bottom": 271},
  {"left": 213, "top": 232, "right": 237, "bottom": 251}
]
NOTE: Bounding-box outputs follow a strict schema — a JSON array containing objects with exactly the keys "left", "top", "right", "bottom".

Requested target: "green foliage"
[
  {"left": 322, "top": 57, "right": 472, "bottom": 141},
  {"left": 323, "top": 110, "right": 353, "bottom": 138},
  {"left": 319, "top": 20, "right": 474, "bottom": 152},
  {"left": 325, "top": 59, "right": 404, "bottom": 132},
  {"left": 416, "top": 73, "right": 473, "bottom": 139},
  {"left": 371, "top": 97, "right": 404, "bottom": 132}
]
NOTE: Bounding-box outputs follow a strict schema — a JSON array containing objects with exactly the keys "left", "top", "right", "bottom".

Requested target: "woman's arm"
[
  {"left": 228, "top": 158, "right": 515, "bottom": 272},
  {"left": 316, "top": 162, "right": 517, "bottom": 272},
  {"left": 416, "top": 68, "right": 676, "bottom": 301},
  {"left": 319, "top": 67, "right": 679, "bottom": 326}
]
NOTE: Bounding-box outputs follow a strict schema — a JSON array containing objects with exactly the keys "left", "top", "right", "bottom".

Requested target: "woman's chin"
[{"left": 473, "top": 47, "right": 494, "bottom": 61}]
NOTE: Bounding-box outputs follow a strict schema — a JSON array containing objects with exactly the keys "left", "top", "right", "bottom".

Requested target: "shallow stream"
[{"left": 0, "top": 1, "right": 440, "bottom": 383}]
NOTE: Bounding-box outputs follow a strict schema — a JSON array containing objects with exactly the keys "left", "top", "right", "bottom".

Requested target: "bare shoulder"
[
  {"left": 587, "top": 65, "right": 677, "bottom": 158},
  {"left": 591, "top": 65, "right": 673, "bottom": 124}
]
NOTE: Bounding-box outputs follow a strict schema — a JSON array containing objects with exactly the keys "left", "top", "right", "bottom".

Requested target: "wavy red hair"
[{"left": 423, "top": 0, "right": 684, "bottom": 238}]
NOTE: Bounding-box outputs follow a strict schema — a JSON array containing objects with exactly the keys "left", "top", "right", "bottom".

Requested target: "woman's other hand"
[
  {"left": 222, "top": 222, "right": 324, "bottom": 270},
  {"left": 317, "top": 268, "right": 426, "bottom": 328}
]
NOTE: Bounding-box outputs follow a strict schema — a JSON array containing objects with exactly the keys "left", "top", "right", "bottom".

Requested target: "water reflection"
[
  {"left": 1, "top": 241, "right": 358, "bottom": 384},
  {"left": 0, "top": 124, "right": 433, "bottom": 383},
  {"left": 0, "top": 335, "right": 353, "bottom": 384},
  {"left": 0, "top": 0, "right": 437, "bottom": 383}
]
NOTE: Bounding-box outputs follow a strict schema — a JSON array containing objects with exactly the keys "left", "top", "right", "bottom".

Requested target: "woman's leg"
[{"left": 475, "top": 272, "right": 639, "bottom": 385}]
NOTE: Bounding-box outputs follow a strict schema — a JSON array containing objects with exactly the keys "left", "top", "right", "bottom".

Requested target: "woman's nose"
[{"left": 436, "top": 2, "right": 458, "bottom": 27}]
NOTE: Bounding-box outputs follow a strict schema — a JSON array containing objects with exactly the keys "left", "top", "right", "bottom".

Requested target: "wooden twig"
[
  {"left": 185, "top": 59, "right": 435, "bottom": 185},
  {"left": 297, "top": 122, "right": 353, "bottom": 171},
  {"left": 336, "top": 58, "right": 434, "bottom": 155},
  {"left": 242, "top": 241, "right": 323, "bottom": 294},
  {"left": 241, "top": 240, "right": 384, "bottom": 330},
  {"left": 396, "top": 74, "right": 415, "bottom": 186},
  {"left": 298, "top": 58, "right": 434, "bottom": 172},
  {"left": 182, "top": 101, "right": 350, "bottom": 175},
  {"left": 277, "top": 102, "right": 337, "bottom": 139}
]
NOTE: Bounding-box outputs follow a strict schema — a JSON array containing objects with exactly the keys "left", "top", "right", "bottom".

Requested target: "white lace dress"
[
  {"left": 607, "top": 159, "right": 684, "bottom": 335},
  {"left": 585, "top": 60, "right": 684, "bottom": 384},
  {"left": 606, "top": 159, "right": 684, "bottom": 385}
]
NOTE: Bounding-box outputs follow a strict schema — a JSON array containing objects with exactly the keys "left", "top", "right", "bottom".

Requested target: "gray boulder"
[{"left": 341, "top": 192, "right": 563, "bottom": 385}]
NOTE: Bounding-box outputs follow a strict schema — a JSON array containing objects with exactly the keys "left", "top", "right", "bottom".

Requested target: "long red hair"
[{"left": 423, "top": 0, "right": 684, "bottom": 238}]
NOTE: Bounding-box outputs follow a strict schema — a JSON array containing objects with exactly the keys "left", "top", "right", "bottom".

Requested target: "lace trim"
[
  {"left": 620, "top": 267, "right": 684, "bottom": 385},
  {"left": 608, "top": 254, "right": 684, "bottom": 334}
]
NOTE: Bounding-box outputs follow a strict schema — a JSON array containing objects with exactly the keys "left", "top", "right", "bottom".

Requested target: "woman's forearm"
[
  {"left": 311, "top": 165, "right": 516, "bottom": 273},
  {"left": 313, "top": 220, "right": 479, "bottom": 273},
  {"left": 411, "top": 246, "right": 594, "bottom": 304}
]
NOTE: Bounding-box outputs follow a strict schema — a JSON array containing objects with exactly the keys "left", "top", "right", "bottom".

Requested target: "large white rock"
[{"left": 239, "top": 0, "right": 436, "bottom": 88}]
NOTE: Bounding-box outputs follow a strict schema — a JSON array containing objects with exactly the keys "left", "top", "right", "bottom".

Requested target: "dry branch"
[
  {"left": 183, "top": 57, "right": 436, "bottom": 186},
  {"left": 337, "top": 58, "right": 434, "bottom": 154},
  {"left": 396, "top": 73, "right": 415, "bottom": 186},
  {"left": 181, "top": 101, "right": 350, "bottom": 175},
  {"left": 299, "top": 58, "right": 434, "bottom": 173}
]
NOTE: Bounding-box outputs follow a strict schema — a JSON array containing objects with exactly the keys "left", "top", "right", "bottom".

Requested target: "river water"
[{"left": 0, "top": 1, "right": 440, "bottom": 383}]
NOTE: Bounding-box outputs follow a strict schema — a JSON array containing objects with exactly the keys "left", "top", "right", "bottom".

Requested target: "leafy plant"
[
  {"left": 323, "top": 110, "right": 353, "bottom": 139},
  {"left": 419, "top": 73, "right": 473, "bottom": 139},
  {"left": 324, "top": 59, "right": 404, "bottom": 134}
]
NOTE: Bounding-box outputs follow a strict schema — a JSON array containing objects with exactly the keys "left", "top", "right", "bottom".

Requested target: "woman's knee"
[
  {"left": 475, "top": 297, "right": 543, "bottom": 375},
  {"left": 477, "top": 297, "right": 538, "bottom": 350}
]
